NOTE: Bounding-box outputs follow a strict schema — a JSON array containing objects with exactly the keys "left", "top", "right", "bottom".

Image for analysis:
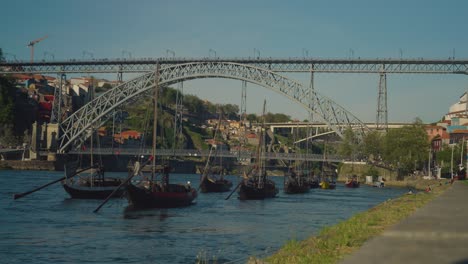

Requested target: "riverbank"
[
  {"left": 253, "top": 179, "right": 451, "bottom": 264},
  {"left": 0, "top": 160, "right": 55, "bottom": 170}
]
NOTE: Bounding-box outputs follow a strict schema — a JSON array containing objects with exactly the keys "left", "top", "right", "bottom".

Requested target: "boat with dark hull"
[
  {"left": 239, "top": 177, "right": 278, "bottom": 200},
  {"left": 345, "top": 175, "right": 360, "bottom": 188},
  {"left": 62, "top": 162, "right": 125, "bottom": 199},
  {"left": 94, "top": 77, "right": 198, "bottom": 213},
  {"left": 199, "top": 177, "right": 232, "bottom": 193},
  {"left": 63, "top": 178, "right": 125, "bottom": 199},
  {"left": 198, "top": 112, "right": 233, "bottom": 193},
  {"left": 122, "top": 74, "right": 197, "bottom": 210},
  {"left": 126, "top": 164, "right": 197, "bottom": 209},
  {"left": 309, "top": 179, "right": 320, "bottom": 189},
  {"left": 238, "top": 100, "right": 278, "bottom": 200},
  {"left": 284, "top": 169, "right": 310, "bottom": 194}
]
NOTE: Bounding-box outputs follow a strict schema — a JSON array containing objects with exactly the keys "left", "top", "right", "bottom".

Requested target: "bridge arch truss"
[{"left": 58, "top": 62, "right": 370, "bottom": 153}]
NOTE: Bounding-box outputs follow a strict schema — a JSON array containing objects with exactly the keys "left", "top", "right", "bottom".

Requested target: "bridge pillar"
[
  {"left": 376, "top": 69, "right": 388, "bottom": 131},
  {"left": 309, "top": 64, "right": 315, "bottom": 123},
  {"left": 29, "top": 122, "right": 59, "bottom": 161},
  {"left": 117, "top": 72, "right": 123, "bottom": 83}
]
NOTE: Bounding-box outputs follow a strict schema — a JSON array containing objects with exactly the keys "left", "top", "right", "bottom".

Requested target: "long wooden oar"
[
  {"left": 224, "top": 181, "right": 242, "bottom": 200},
  {"left": 13, "top": 167, "right": 91, "bottom": 200},
  {"left": 94, "top": 157, "right": 154, "bottom": 213},
  {"left": 93, "top": 171, "right": 136, "bottom": 213}
]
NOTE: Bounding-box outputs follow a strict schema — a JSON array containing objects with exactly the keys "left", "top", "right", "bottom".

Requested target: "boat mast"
[
  {"left": 151, "top": 64, "right": 160, "bottom": 182},
  {"left": 257, "top": 100, "right": 267, "bottom": 188},
  {"left": 90, "top": 77, "right": 94, "bottom": 186}
]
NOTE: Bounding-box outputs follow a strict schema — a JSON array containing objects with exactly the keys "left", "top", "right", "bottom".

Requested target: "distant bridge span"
[
  {"left": 58, "top": 62, "right": 370, "bottom": 152},
  {"left": 1, "top": 58, "right": 467, "bottom": 74},
  {"left": 65, "top": 148, "right": 344, "bottom": 162},
  {"left": 266, "top": 122, "right": 411, "bottom": 132}
]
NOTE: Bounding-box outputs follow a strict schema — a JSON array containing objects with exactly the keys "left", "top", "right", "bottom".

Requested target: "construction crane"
[{"left": 27, "top": 35, "right": 48, "bottom": 63}]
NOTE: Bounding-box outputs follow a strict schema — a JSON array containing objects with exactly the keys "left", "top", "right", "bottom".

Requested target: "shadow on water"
[{"left": 123, "top": 206, "right": 175, "bottom": 220}]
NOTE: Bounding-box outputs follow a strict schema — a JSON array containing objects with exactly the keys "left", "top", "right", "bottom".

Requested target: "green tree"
[
  {"left": 265, "top": 112, "right": 291, "bottom": 123},
  {"left": 221, "top": 104, "right": 239, "bottom": 120},
  {"left": 436, "top": 143, "right": 464, "bottom": 175},
  {"left": 362, "top": 130, "right": 383, "bottom": 160},
  {"left": 0, "top": 78, "right": 15, "bottom": 124},
  {"left": 246, "top": 113, "right": 258, "bottom": 123},
  {"left": 338, "top": 127, "right": 360, "bottom": 158},
  {"left": 183, "top": 94, "right": 205, "bottom": 114},
  {"left": 382, "top": 121, "right": 429, "bottom": 175}
]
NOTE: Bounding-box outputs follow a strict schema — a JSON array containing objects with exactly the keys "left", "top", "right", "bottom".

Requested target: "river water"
[{"left": 0, "top": 170, "right": 406, "bottom": 263}]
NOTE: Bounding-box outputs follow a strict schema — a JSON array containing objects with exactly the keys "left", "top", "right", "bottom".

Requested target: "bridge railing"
[{"left": 65, "top": 148, "right": 344, "bottom": 162}]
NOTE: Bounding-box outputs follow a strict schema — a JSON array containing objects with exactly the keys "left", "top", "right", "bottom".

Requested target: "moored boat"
[
  {"left": 126, "top": 163, "right": 197, "bottom": 208},
  {"left": 123, "top": 74, "right": 197, "bottom": 209},
  {"left": 239, "top": 177, "right": 278, "bottom": 200},
  {"left": 284, "top": 169, "right": 310, "bottom": 194},
  {"left": 320, "top": 179, "right": 337, "bottom": 189},
  {"left": 198, "top": 111, "right": 232, "bottom": 193},
  {"left": 62, "top": 161, "right": 125, "bottom": 199},
  {"left": 200, "top": 177, "right": 233, "bottom": 193},
  {"left": 345, "top": 175, "right": 360, "bottom": 188},
  {"left": 238, "top": 100, "right": 278, "bottom": 200}
]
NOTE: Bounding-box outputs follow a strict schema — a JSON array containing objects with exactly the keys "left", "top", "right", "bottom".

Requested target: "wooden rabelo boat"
[
  {"left": 94, "top": 73, "right": 198, "bottom": 213},
  {"left": 62, "top": 161, "right": 125, "bottom": 199},
  {"left": 198, "top": 112, "right": 232, "bottom": 193},
  {"left": 126, "top": 160, "right": 197, "bottom": 209},
  {"left": 238, "top": 100, "right": 278, "bottom": 200},
  {"left": 199, "top": 175, "right": 233, "bottom": 193},
  {"left": 284, "top": 168, "right": 310, "bottom": 194},
  {"left": 345, "top": 175, "right": 360, "bottom": 188},
  {"left": 309, "top": 176, "right": 320, "bottom": 189},
  {"left": 98, "top": 72, "right": 197, "bottom": 210}
]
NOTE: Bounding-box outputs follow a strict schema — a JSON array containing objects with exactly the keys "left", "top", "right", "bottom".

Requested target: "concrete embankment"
[{"left": 0, "top": 160, "right": 55, "bottom": 170}]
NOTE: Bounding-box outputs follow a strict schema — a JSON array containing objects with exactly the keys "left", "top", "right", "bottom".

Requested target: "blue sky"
[{"left": 1, "top": 0, "right": 468, "bottom": 123}]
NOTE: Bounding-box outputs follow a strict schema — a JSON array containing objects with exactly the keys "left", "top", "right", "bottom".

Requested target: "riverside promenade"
[{"left": 341, "top": 181, "right": 468, "bottom": 264}]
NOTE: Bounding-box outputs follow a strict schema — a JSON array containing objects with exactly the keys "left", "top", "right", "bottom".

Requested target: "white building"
[{"left": 445, "top": 92, "right": 468, "bottom": 121}]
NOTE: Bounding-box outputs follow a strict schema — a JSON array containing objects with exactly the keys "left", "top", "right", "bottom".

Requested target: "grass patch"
[{"left": 257, "top": 182, "right": 450, "bottom": 264}]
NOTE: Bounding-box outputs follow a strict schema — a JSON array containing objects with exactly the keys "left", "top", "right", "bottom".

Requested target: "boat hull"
[
  {"left": 238, "top": 180, "right": 278, "bottom": 200},
  {"left": 126, "top": 183, "right": 197, "bottom": 209},
  {"left": 284, "top": 180, "right": 310, "bottom": 194},
  {"left": 345, "top": 181, "right": 360, "bottom": 188},
  {"left": 62, "top": 178, "right": 125, "bottom": 199},
  {"left": 200, "top": 178, "right": 232, "bottom": 193},
  {"left": 309, "top": 181, "right": 320, "bottom": 189},
  {"left": 320, "top": 181, "right": 336, "bottom": 189}
]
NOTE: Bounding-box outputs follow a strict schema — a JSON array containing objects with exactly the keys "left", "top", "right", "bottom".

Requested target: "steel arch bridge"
[{"left": 58, "top": 62, "right": 370, "bottom": 153}]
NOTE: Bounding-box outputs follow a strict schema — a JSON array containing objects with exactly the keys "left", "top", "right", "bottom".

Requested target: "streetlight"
[
  {"left": 209, "top": 49, "right": 216, "bottom": 58},
  {"left": 253, "top": 48, "right": 260, "bottom": 59},
  {"left": 349, "top": 49, "right": 354, "bottom": 59},
  {"left": 122, "top": 50, "right": 132, "bottom": 59},
  {"left": 399, "top": 48, "right": 403, "bottom": 59},
  {"left": 302, "top": 48, "right": 309, "bottom": 58},
  {"left": 43, "top": 51, "right": 54, "bottom": 61},
  {"left": 450, "top": 143, "right": 456, "bottom": 179},
  {"left": 166, "top": 49, "right": 175, "bottom": 58},
  {"left": 4, "top": 52, "right": 17, "bottom": 61},
  {"left": 82, "top": 50, "right": 94, "bottom": 60}
]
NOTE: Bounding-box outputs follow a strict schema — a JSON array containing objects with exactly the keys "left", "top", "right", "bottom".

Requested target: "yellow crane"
[{"left": 27, "top": 35, "right": 48, "bottom": 63}]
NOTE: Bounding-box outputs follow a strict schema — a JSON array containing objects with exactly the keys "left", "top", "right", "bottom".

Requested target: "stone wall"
[{"left": 0, "top": 160, "right": 55, "bottom": 171}]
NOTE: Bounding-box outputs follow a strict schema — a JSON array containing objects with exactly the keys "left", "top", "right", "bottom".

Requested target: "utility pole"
[{"left": 27, "top": 35, "right": 48, "bottom": 63}]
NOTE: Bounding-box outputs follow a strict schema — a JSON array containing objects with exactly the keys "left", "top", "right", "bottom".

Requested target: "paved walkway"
[{"left": 341, "top": 181, "right": 468, "bottom": 264}]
